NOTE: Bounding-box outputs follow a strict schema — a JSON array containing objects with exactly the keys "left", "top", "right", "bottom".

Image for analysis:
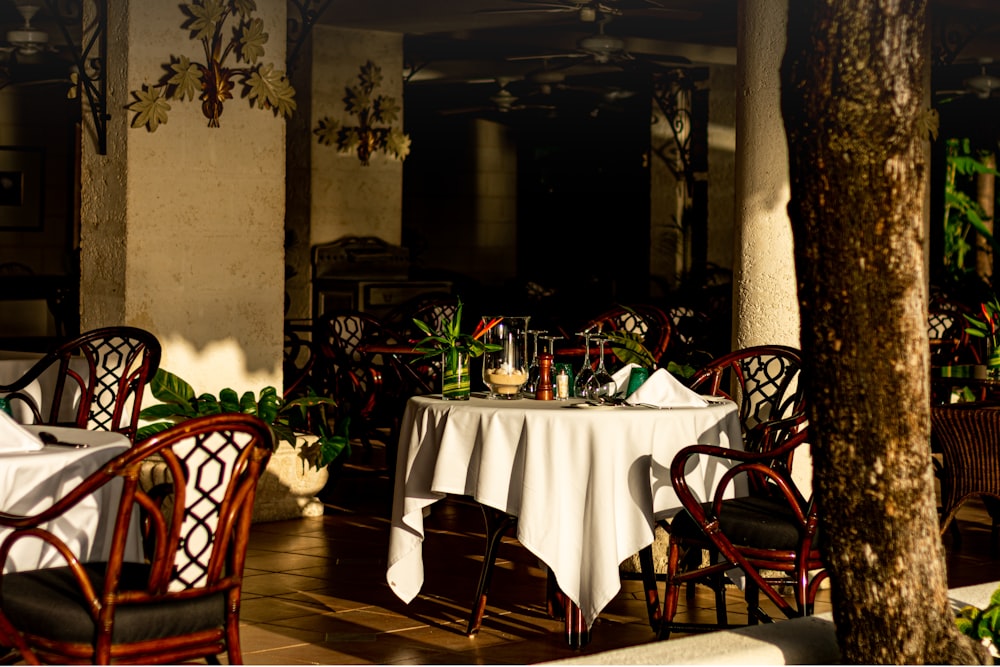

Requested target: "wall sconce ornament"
[
  {"left": 313, "top": 61, "right": 410, "bottom": 166},
  {"left": 127, "top": 0, "right": 296, "bottom": 132}
]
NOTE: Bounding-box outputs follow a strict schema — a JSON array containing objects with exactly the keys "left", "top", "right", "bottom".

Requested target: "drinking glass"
[
  {"left": 584, "top": 334, "right": 617, "bottom": 404},
  {"left": 481, "top": 316, "right": 531, "bottom": 399},
  {"left": 525, "top": 329, "right": 545, "bottom": 394},
  {"left": 573, "top": 331, "right": 595, "bottom": 398}
]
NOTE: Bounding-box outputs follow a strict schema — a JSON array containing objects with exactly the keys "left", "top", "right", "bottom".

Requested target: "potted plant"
[
  {"left": 956, "top": 585, "right": 1000, "bottom": 661},
  {"left": 136, "top": 368, "right": 350, "bottom": 521},
  {"left": 964, "top": 295, "right": 1000, "bottom": 376},
  {"left": 410, "top": 299, "right": 500, "bottom": 400}
]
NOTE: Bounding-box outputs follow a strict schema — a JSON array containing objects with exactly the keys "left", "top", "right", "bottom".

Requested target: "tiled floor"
[{"left": 233, "top": 447, "right": 1000, "bottom": 665}]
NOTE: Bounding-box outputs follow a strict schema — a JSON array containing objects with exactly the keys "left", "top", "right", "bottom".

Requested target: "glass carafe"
[{"left": 481, "top": 316, "right": 531, "bottom": 399}]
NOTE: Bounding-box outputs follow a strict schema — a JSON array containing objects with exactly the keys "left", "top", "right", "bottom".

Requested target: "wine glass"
[
  {"left": 573, "top": 330, "right": 595, "bottom": 398},
  {"left": 525, "top": 329, "right": 545, "bottom": 393},
  {"left": 584, "top": 333, "right": 617, "bottom": 404}
]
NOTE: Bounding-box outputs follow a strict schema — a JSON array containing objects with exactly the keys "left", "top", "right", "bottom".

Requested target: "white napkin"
[
  {"left": 624, "top": 368, "right": 709, "bottom": 408},
  {"left": 0, "top": 410, "right": 43, "bottom": 452},
  {"left": 611, "top": 363, "right": 641, "bottom": 397}
]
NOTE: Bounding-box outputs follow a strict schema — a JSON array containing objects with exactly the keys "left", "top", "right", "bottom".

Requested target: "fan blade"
[{"left": 476, "top": 6, "right": 576, "bottom": 14}]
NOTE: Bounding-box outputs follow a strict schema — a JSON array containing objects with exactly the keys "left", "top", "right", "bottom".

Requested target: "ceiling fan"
[
  {"left": 439, "top": 77, "right": 557, "bottom": 116},
  {"left": 476, "top": 0, "right": 701, "bottom": 23},
  {"left": 507, "top": 18, "right": 691, "bottom": 68},
  {"left": 935, "top": 58, "right": 1000, "bottom": 101}
]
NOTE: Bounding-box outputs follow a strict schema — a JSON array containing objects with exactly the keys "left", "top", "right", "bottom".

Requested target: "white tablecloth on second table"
[
  {"left": 0, "top": 425, "right": 143, "bottom": 572},
  {"left": 387, "top": 394, "right": 744, "bottom": 629},
  {"left": 0, "top": 351, "right": 86, "bottom": 424}
]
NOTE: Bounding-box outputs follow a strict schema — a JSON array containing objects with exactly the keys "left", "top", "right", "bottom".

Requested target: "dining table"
[
  {"left": 0, "top": 424, "right": 143, "bottom": 573},
  {"left": 386, "top": 393, "right": 744, "bottom": 646}
]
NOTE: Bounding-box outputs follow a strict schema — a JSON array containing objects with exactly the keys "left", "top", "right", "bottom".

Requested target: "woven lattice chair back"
[
  {"left": 0, "top": 326, "right": 161, "bottom": 441},
  {"left": 687, "top": 345, "right": 804, "bottom": 451},
  {"left": 581, "top": 304, "right": 672, "bottom": 367},
  {"left": 931, "top": 404, "right": 1000, "bottom": 534},
  {"left": 0, "top": 413, "right": 273, "bottom": 665}
]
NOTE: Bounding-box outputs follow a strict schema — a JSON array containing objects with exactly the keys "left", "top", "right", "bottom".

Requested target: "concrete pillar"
[
  {"left": 80, "top": 0, "right": 286, "bottom": 394},
  {"left": 732, "top": 0, "right": 800, "bottom": 349}
]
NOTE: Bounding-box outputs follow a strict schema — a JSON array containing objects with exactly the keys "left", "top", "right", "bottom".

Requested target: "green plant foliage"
[
  {"left": 127, "top": 0, "right": 295, "bottom": 131},
  {"left": 956, "top": 585, "right": 1000, "bottom": 659},
  {"left": 312, "top": 60, "right": 412, "bottom": 165},
  {"left": 136, "top": 368, "right": 349, "bottom": 471},
  {"left": 410, "top": 298, "right": 501, "bottom": 365},
  {"left": 943, "top": 138, "right": 1000, "bottom": 283}
]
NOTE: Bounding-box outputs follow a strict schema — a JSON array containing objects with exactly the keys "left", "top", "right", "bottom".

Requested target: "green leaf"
[
  {"left": 149, "top": 369, "right": 195, "bottom": 406},
  {"left": 218, "top": 387, "right": 241, "bottom": 413},
  {"left": 196, "top": 394, "right": 222, "bottom": 415},
  {"left": 134, "top": 421, "right": 176, "bottom": 442},
  {"left": 239, "top": 390, "right": 258, "bottom": 415},
  {"left": 127, "top": 84, "right": 171, "bottom": 132},
  {"left": 283, "top": 395, "right": 338, "bottom": 410},
  {"left": 138, "top": 403, "right": 191, "bottom": 420},
  {"left": 167, "top": 55, "right": 202, "bottom": 102},
  {"left": 270, "top": 422, "right": 298, "bottom": 448},
  {"left": 604, "top": 330, "right": 656, "bottom": 368},
  {"left": 257, "top": 387, "right": 280, "bottom": 423},
  {"left": 245, "top": 63, "right": 297, "bottom": 117},
  {"left": 237, "top": 17, "right": 267, "bottom": 64}
]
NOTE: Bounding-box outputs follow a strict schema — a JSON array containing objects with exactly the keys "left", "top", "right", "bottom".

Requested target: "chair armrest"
[{"left": 669, "top": 429, "right": 813, "bottom": 527}]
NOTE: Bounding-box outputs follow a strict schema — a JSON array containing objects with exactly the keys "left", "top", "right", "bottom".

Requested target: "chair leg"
[
  {"left": 638, "top": 545, "right": 661, "bottom": 632},
  {"left": 466, "top": 506, "right": 517, "bottom": 637},
  {"left": 658, "top": 539, "right": 684, "bottom": 640}
]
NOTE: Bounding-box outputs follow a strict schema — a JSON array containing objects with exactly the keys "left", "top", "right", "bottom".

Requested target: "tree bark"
[
  {"left": 781, "top": 1, "right": 988, "bottom": 663},
  {"left": 976, "top": 152, "right": 995, "bottom": 281}
]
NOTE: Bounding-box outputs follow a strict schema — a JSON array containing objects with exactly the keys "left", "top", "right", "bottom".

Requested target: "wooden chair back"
[
  {"left": 0, "top": 413, "right": 273, "bottom": 664},
  {"left": 0, "top": 326, "right": 161, "bottom": 441}
]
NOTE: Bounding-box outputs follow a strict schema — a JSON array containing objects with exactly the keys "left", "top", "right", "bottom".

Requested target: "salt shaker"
[{"left": 535, "top": 353, "right": 554, "bottom": 400}]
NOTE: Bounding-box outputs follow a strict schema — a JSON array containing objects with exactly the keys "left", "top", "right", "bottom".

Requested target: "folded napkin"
[
  {"left": 0, "top": 409, "right": 43, "bottom": 452},
  {"left": 624, "top": 368, "right": 709, "bottom": 408},
  {"left": 610, "top": 363, "right": 642, "bottom": 397}
]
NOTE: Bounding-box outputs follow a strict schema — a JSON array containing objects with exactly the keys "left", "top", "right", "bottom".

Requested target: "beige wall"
[
  {"left": 81, "top": 0, "right": 286, "bottom": 395},
  {"left": 285, "top": 25, "right": 405, "bottom": 320}
]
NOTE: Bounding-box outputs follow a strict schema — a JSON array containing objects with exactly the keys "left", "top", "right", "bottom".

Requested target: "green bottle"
[{"left": 0, "top": 397, "right": 11, "bottom": 417}]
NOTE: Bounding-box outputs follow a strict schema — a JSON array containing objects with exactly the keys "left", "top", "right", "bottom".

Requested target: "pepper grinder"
[{"left": 535, "top": 353, "right": 554, "bottom": 400}]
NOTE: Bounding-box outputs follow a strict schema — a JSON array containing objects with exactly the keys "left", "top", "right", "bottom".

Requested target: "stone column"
[
  {"left": 732, "top": 0, "right": 800, "bottom": 349},
  {"left": 80, "top": 0, "right": 286, "bottom": 394}
]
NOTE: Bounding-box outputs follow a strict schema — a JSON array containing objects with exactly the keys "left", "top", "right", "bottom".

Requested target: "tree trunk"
[
  {"left": 976, "top": 152, "right": 995, "bottom": 281},
  {"left": 781, "top": 2, "right": 988, "bottom": 663}
]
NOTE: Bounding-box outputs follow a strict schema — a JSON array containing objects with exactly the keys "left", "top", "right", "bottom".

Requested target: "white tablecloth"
[
  {"left": 387, "top": 395, "right": 744, "bottom": 628},
  {"left": 0, "top": 425, "right": 142, "bottom": 572},
  {"left": 0, "top": 351, "right": 85, "bottom": 423}
]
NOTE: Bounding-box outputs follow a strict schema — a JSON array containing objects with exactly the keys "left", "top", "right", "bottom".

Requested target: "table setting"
[
  {"left": 386, "top": 314, "right": 744, "bottom": 646},
  {"left": 0, "top": 411, "right": 142, "bottom": 573}
]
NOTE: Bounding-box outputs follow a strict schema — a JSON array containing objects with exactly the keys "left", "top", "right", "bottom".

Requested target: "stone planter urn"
[{"left": 252, "top": 434, "right": 328, "bottom": 522}]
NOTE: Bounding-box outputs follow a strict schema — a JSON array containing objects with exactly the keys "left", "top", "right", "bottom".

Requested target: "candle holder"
[{"left": 481, "top": 316, "right": 531, "bottom": 399}]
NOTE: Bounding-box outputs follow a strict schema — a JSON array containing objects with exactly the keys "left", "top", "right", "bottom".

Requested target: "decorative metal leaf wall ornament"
[
  {"left": 127, "top": 0, "right": 296, "bottom": 131},
  {"left": 313, "top": 61, "right": 411, "bottom": 166}
]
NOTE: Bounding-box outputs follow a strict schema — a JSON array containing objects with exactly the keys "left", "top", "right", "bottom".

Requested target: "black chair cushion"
[
  {"left": 670, "top": 495, "right": 816, "bottom": 551},
  {"left": 0, "top": 562, "right": 225, "bottom": 644}
]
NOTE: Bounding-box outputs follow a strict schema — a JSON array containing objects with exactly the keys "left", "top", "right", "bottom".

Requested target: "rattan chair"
[
  {"left": 0, "top": 326, "right": 161, "bottom": 441},
  {"left": 658, "top": 425, "right": 824, "bottom": 639},
  {"left": 931, "top": 404, "right": 1000, "bottom": 545},
  {"left": 0, "top": 413, "right": 273, "bottom": 664}
]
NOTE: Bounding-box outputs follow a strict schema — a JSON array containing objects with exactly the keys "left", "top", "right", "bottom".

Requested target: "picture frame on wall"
[{"left": 0, "top": 146, "right": 44, "bottom": 231}]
